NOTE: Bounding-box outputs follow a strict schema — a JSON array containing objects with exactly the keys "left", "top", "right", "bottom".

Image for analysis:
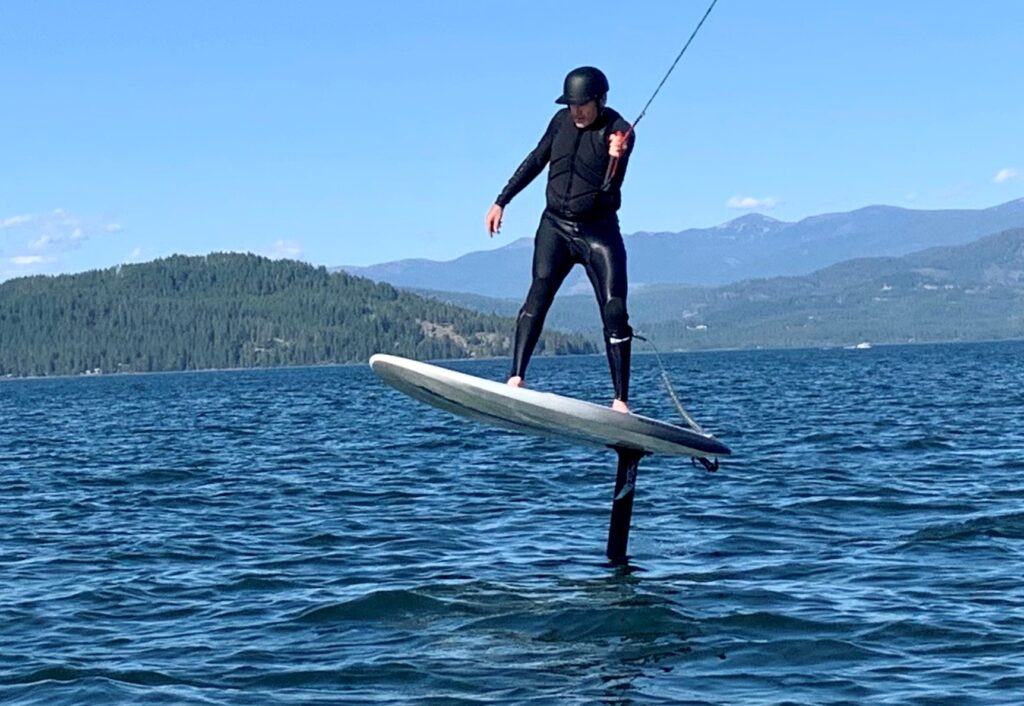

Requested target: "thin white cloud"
[
  {"left": 993, "top": 167, "right": 1020, "bottom": 184},
  {"left": 11, "top": 255, "right": 44, "bottom": 266},
  {"left": 905, "top": 192, "right": 918, "bottom": 202},
  {"left": 727, "top": 195, "right": 778, "bottom": 210},
  {"left": 0, "top": 210, "right": 125, "bottom": 278},
  {"left": 269, "top": 239, "right": 302, "bottom": 259},
  {"left": 126, "top": 247, "right": 144, "bottom": 262},
  {"left": 0, "top": 210, "right": 122, "bottom": 256},
  {"left": 1, "top": 214, "right": 33, "bottom": 229}
]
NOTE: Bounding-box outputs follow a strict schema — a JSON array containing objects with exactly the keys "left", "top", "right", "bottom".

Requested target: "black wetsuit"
[{"left": 496, "top": 107, "right": 635, "bottom": 401}]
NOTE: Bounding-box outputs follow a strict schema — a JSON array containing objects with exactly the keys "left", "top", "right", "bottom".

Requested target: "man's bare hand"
[
  {"left": 608, "top": 131, "right": 629, "bottom": 158},
  {"left": 485, "top": 204, "right": 504, "bottom": 237}
]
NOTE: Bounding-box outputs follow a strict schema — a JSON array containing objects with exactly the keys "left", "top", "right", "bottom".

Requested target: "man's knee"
[
  {"left": 602, "top": 297, "right": 631, "bottom": 341},
  {"left": 522, "top": 276, "right": 558, "bottom": 317}
]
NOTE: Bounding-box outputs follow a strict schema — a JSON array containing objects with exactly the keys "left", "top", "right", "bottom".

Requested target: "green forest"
[{"left": 0, "top": 253, "right": 595, "bottom": 378}]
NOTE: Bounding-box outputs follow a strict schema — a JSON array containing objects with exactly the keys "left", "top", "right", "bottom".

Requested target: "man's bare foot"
[
  {"left": 507, "top": 376, "right": 525, "bottom": 388},
  {"left": 611, "top": 399, "right": 630, "bottom": 414}
]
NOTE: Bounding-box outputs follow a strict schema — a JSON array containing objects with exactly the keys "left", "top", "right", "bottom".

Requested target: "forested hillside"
[{"left": 0, "top": 253, "right": 594, "bottom": 378}]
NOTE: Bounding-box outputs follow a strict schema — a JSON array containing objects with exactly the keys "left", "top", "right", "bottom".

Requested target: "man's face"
[{"left": 570, "top": 100, "right": 600, "bottom": 128}]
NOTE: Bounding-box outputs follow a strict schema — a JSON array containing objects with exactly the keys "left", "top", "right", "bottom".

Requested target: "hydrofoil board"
[{"left": 369, "top": 354, "right": 730, "bottom": 458}]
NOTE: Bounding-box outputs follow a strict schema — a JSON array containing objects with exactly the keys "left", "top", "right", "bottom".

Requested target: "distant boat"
[{"left": 844, "top": 341, "right": 873, "bottom": 350}]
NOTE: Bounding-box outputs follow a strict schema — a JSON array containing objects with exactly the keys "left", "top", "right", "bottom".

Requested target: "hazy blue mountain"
[
  {"left": 339, "top": 198, "right": 1024, "bottom": 298},
  {"left": 409, "top": 227, "right": 1024, "bottom": 350},
  {"left": 342, "top": 237, "right": 535, "bottom": 299}
]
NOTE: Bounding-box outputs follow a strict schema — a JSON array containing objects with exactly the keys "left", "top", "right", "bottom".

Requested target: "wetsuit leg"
[
  {"left": 580, "top": 219, "right": 632, "bottom": 402},
  {"left": 510, "top": 215, "right": 576, "bottom": 380}
]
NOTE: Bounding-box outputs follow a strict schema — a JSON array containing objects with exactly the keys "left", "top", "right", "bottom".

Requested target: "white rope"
[{"left": 634, "top": 333, "right": 709, "bottom": 436}]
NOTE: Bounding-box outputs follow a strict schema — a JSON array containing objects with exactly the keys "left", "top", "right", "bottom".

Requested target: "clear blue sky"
[{"left": 2, "top": 0, "right": 1021, "bottom": 281}]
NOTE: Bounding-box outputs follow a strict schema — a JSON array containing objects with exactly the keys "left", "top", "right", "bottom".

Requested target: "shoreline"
[{"left": 4, "top": 336, "right": 1023, "bottom": 383}]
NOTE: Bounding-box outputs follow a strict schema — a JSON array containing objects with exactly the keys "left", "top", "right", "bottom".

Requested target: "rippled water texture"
[{"left": 2, "top": 342, "right": 1024, "bottom": 704}]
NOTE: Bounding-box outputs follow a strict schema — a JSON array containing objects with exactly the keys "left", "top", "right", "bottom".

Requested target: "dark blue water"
[{"left": 2, "top": 342, "right": 1023, "bottom": 705}]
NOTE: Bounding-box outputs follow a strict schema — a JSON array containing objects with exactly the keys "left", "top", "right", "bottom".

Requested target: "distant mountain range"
[
  {"left": 408, "top": 227, "right": 1024, "bottom": 350},
  {"left": 338, "top": 198, "right": 1024, "bottom": 298},
  {"left": 6, "top": 200, "right": 1021, "bottom": 379}
]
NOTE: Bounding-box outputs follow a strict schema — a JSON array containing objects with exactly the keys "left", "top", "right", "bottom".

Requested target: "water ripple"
[{"left": 2, "top": 343, "right": 1024, "bottom": 704}]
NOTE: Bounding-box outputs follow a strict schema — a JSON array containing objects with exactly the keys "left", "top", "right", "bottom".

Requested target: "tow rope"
[
  {"left": 603, "top": 0, "right": 721, "bottom": 189},
  {"left": 634, "top": 333, "right": 720, "bottom": 472}
]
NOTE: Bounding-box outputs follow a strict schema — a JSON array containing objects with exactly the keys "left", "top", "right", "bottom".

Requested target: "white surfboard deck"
[{"left": 369, "top": 354, "right": 731, "bottom": 458}]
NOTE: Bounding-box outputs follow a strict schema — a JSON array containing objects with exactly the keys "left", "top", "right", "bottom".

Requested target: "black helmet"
[{"left": 555, "top": 66, "right": 609, "bottom": 105}]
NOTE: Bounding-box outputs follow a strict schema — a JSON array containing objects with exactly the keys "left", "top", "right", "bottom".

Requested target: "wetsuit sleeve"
[
  {"left": 495, "top": 113, "right": 559, "bottom": 208},
  {"left": 607, "top": 117, "right": 635, "bottom": 190}
]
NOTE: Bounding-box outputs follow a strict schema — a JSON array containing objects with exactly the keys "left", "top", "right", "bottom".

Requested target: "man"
[{"left": 484, "top": 66, "right": 635, "bottom": 413}]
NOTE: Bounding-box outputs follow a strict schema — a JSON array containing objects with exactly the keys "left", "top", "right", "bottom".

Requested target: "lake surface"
[{"left": 2, "top": 342, "right": 1023, "bottom": 704}]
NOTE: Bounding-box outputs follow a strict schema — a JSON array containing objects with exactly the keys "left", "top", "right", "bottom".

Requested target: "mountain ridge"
[
  {"left": 407, "top": 226, "right": 1024, "bottom": 350},
  {"left": 338, "top": 198, "right": 1024, "bottom": 297}
]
